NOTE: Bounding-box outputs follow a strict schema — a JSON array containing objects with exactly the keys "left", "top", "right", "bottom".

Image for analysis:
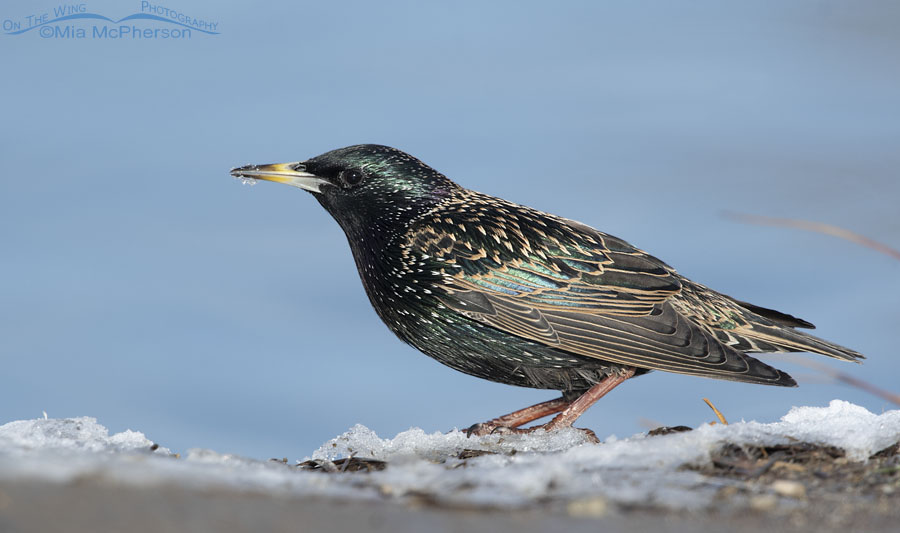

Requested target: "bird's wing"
[{"left": 407, "top": 203, "right": 794, "bottom": 386}]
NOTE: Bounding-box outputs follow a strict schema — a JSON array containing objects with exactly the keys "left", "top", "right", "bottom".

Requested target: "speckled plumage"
[{"left": 231, "top": 144, "right": 864, "bottom": 429}]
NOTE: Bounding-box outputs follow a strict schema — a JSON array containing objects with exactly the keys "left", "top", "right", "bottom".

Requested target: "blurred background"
[{"left": 1, "top": 0, "right": 897, "bottom": 459}]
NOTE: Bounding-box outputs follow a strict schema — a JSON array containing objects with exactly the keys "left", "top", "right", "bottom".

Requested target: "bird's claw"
[
  {"left": 573, "top": 427, "right": 600, "bottom": 444},
  {"left": 466, "top": 422, "right": 528, "bottom": 437},
  {"left": 466, "top": 422, "right": 503, "bottom": 437},
  {"left": 466, "top": 422, "right": 525, "bottom": 437},
  {"left": 465, "top": 422, "right": 599, "bottom": 443}
]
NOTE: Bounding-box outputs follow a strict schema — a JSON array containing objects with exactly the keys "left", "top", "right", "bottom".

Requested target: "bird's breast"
[{"left": 345, "top": 233, "right": 450, "bottom": 340}]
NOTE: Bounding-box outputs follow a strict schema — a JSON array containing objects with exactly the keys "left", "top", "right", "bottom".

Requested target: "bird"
[{"left": 230, "top": 144, "right": 864, "bottom": 440}]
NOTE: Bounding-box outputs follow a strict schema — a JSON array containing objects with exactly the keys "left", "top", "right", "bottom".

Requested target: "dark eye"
[{"left": 340, "top": 169, "right": 365, "bottom": 188}]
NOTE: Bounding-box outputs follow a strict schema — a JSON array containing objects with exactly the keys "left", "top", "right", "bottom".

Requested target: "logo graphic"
[{"left": 3, "top": 2, "right": 219, "bottom": 40}]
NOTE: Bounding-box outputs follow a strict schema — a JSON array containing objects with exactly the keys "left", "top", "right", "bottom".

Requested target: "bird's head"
[{"left": 231, "top": 144, "right": 459, "bottom": 241}]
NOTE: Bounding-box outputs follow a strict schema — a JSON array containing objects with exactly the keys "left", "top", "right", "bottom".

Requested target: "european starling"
[{"left": 231, "top": 145, "right": 864, "bottom": 438}]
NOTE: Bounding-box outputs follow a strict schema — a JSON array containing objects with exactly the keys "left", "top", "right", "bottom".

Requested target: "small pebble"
[{"left": 772, "top": 480, "right": 807, "bottom": 499}]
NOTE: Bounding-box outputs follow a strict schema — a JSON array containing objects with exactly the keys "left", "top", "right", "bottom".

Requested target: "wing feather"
[{"left": 409, "top": 197, "right": 795, "bottom": 385}]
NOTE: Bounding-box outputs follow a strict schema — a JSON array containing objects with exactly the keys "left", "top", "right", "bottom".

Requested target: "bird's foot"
[
  {"left": 465, "top": 422, "right": 507, "bottom": 437},
  {"left": 465, "top": 422, "right": 599, "bottom": 443}
]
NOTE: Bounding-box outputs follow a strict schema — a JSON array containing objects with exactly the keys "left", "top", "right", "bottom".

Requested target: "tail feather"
[
  {"left": 741, "top": 325, "right": 864, "bottom": 362},
  {"left": 730, "top": 298, "right": 816, "bottom": 329}
]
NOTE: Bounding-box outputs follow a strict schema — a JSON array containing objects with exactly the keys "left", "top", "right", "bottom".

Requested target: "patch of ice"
[
  {"left": 0, "top": 417, "right": 164, "bottom": 455},
  {"left": 777, "top": 400, "right": 900, "bottom": 460},
  {"left": 309, "top": 423, "right": 595, "bottom": 463},
  {"left": 0, "top": 401, "right": 897, "bottom": 510}
]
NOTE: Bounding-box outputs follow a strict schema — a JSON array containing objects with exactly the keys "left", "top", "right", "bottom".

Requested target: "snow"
[
  {"left": 1, "top": 401, "right": 898, "bottom": 510},
  {"left": 0, "top": 417, "right": 163, "bottom": 455}
]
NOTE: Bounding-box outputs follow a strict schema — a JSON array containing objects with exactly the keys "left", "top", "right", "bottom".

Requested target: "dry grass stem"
[
  {"left": 723, "top": 212, "right": 900, "bottom": 262},
  {"left": 703, "top": 397, "right": 729, "bottom": 425}
]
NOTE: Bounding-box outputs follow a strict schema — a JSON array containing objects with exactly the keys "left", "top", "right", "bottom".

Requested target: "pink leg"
[
  {"left": 467, "top": 368, "right": 636, "bottom": 442},
  {"left": 467, "top": 397, "right": 571, "bottom": 436},
  {"left": 543, "top": 368, "right": 635, "bottom": 430}
]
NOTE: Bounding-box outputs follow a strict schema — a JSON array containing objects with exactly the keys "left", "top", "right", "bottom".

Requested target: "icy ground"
[{"left": 1, "top": 400, "right": 898, "bottom": 511}]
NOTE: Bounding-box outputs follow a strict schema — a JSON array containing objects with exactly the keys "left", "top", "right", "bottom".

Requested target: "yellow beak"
[{"left": 230, "top": 162, "right": 328, "bottom": 193}]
